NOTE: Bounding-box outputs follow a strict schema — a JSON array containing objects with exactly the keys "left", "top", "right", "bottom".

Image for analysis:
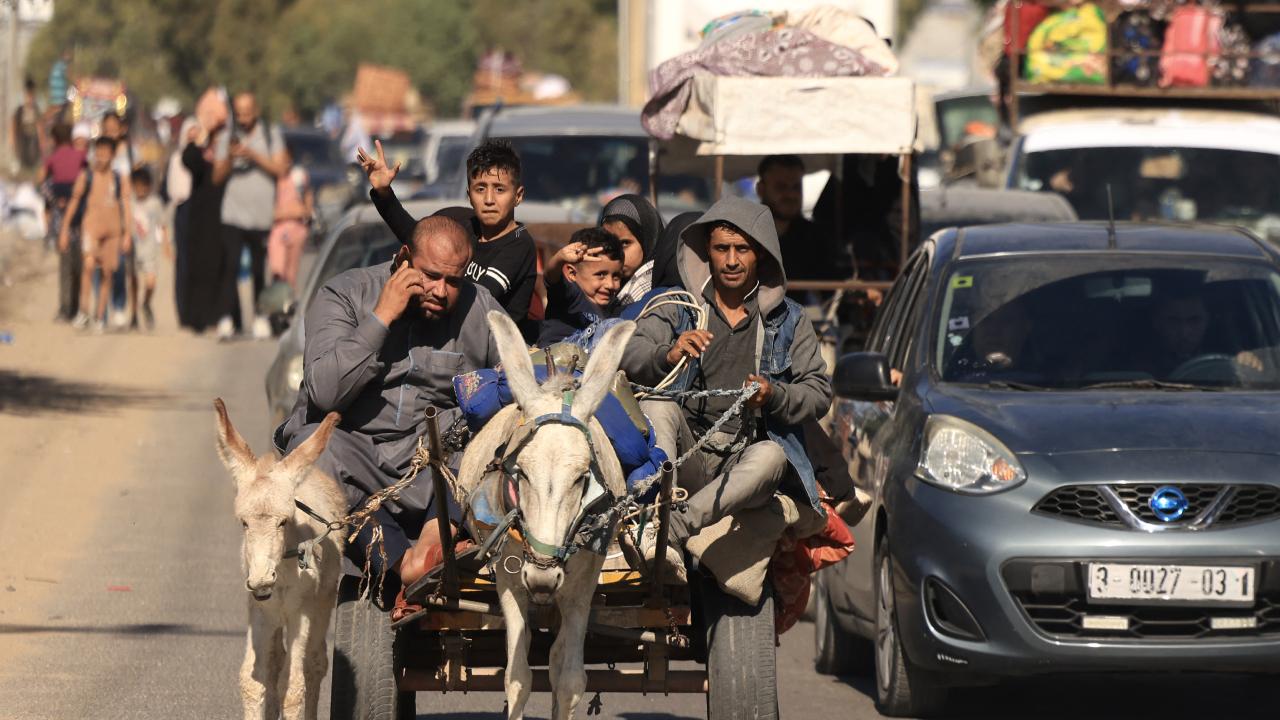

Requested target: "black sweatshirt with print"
[{"left": 369, "top": 187, "right": 537, "bottom": 322}]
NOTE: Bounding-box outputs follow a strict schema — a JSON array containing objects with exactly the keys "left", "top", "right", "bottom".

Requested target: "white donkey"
[
  {"left": 458, "top": 311, "right": 634, "bottom": 720},
  {"left": 214, "top": 399, "right": 345, "bottom": 720}
]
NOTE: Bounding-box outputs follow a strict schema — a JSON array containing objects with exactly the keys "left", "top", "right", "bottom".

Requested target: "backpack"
[
  {"left": 1111, "top": 12, "right": 1161, "bottom": 87},
  {"left": 70, "top": 169, "right": 122, "bottom": 231},
  {"left": 1251, "top": 32, "right": 1280, "bottom": 87},
  {"left": 1159, "top": 6, "right": 1221, "bottom": 88}
]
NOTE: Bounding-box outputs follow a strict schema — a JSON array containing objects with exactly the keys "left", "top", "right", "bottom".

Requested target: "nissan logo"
[{"left": 1149, "top": 486, "right": 1189, "bottom": 522}]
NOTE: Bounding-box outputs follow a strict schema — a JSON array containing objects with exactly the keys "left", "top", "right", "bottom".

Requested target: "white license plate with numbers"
[{"left": 1087, "top": 563, "right": 1255, "bottom": 604}]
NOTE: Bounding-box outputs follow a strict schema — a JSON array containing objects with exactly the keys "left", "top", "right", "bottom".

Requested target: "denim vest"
[{"left": 670, "top": 296, "right": 822, "bottom": 514}]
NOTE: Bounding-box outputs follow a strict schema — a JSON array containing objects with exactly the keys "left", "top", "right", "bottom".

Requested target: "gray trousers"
[{"left": 641, "top": 399, "right": 788, "bottom": 545}]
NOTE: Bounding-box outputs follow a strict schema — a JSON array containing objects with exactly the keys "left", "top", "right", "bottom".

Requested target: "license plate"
[{"left": 1087, "top": 563, "right": 1255, "bottom": 604}]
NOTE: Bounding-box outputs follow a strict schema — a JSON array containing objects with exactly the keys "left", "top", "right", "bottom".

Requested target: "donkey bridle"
[{"left": 498, "top": 389, "right": 614, "bottom": 568}]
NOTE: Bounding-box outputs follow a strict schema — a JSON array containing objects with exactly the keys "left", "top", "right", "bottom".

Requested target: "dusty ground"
[{"left": 0, "top": 242, "right": 276, "bottom": 718}]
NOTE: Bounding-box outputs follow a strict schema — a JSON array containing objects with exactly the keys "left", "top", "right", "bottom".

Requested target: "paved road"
[{"left": 2, "top": 245, "right": 1279, "bottom": 719}]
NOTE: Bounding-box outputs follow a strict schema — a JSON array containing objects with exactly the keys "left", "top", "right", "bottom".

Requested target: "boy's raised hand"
[{"left": 356, "top": 139, "right": 400, "bottom": 194}]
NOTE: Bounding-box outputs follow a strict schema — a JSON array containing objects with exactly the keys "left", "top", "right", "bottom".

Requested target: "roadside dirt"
[{"left": 0, "top": 243, "right": 276, "bottom": 713}]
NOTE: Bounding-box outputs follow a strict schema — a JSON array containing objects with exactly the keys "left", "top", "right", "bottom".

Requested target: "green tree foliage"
[
  {"left": 470, "top": 0, "right": 618, "bottom": 101},
  {"left": 267, "top": 0, "right": 477, "bottom": 118},
  {"left": 26, "top": 0, "right": 617, "bottom": 119}
]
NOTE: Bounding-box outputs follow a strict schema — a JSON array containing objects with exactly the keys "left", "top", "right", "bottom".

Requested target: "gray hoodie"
[{"left": 622, "top": 196, "right": 831, "bottom": 429}]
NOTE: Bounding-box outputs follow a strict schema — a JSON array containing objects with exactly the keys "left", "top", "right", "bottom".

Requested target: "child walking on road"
[
  {"left": 130, "top": 167, "right": 169, "bottom": 331},
  {"left": 60, "top": 137, "right": 133, "bottom": 333}
]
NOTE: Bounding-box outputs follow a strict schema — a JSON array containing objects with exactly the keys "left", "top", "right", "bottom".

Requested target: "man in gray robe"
[{"left": 276, "top": 215, "right": 502, "bottom": 590}]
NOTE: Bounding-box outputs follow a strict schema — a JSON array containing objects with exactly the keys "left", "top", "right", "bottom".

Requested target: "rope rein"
[{"left": 292, "top": 378, "right": 757, "bottom": 590}]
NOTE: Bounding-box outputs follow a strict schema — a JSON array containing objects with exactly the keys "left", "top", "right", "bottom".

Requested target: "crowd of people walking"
[{"left": 23, "top": 71, "right": 311, "bottom": 339}]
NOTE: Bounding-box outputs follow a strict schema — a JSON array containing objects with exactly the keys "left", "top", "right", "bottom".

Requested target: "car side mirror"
[{"left": 833, "top": 352, "right": 899, "bottom": 401}]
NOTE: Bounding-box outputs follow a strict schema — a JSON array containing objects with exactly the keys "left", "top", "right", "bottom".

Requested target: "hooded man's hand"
[
  {"left": 666, "top": 329, "right": 714, "bottom": 366},
  {"left": 745, "top": 373, "right": 773, "bottom": 409}
]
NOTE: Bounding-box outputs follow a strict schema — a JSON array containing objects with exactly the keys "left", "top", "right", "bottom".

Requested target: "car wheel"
[
  {"left": 814, "top": 571, "right": 872, "bottom": 676},
  {"left": 874, "top": 540, "right": 948, "bottom": 718}
]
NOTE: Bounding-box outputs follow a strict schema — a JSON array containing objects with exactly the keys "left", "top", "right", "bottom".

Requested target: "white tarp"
[{"left": 674, "top": 74, "right": 917, "bottom": 157}]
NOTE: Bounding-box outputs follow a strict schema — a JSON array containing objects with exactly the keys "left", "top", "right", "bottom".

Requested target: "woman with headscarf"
[
  {"left": 649, "top": 211, "right": 698, "bottom": 290},
  {"left": 598, "top": 194, "right": 663, "bottom": 306},
  {"left": 179, "top": 119, "right": 229, "bottom": 333}
]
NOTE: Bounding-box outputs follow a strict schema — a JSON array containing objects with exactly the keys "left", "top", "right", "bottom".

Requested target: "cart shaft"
[{"left": 400, "top": 667, "right": 708, "bottom": 694}]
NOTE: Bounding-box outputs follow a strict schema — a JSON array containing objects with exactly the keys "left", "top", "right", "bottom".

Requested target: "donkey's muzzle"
[
  {"left": 522, "top": 564, "right": 564, "bottom": 604},
  {"left": 246, "top": 570, "right": 277, "bottom": 601}
]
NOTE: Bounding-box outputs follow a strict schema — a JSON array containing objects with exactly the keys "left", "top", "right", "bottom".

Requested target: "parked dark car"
[{"left": 817, "top": 222, "right": 1280, "bottom": 716}]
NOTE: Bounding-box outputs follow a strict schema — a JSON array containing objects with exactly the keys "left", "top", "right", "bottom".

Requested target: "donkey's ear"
[
  {"left": 488, "top": 310, "right": 540, "bottom": 409},
  {"left": 572, "top": 320, "right": 636, "bottom": 421},
  {"left": 280, "top": 411, "right": 340, "bottom": 481},
  {"left": 214, "top": 398, "right": 255, "bottom": 478}
]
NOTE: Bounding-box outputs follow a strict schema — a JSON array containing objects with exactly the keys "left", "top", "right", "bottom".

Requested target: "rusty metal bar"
[
  {"left": 648, "top": 461, "right": 675, "bottom": 604},
  {"left": 789, "top": 279, "right": 893, "bottom": 292},
  {"left": 648, "top": 139, "right": 660, "bottom": 211},
  {"left": 400, "top": 667, "right": 709, "bottom": 694},
  {"left": 899, "top": 152, "right": 913, "bottom": 272},
  {"left": 419, "top": 596, "right": 690, "bottom": 647},
  {"left": 588, "top": 621, "right": 690, "bottom": 649},
  {"left": 424, "top": 406, "right": 458, "bottom": 596}
]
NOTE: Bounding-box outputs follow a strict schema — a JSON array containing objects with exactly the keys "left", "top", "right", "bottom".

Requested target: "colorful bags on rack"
[
  {"left": 1025, "top": 3, "right": 1108, "bottom": 84},
  {"left": 1159, "top": 5, "right": 1221, "bottom": 87}
]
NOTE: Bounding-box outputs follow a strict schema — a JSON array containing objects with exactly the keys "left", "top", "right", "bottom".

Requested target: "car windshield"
[
  {"left": 432, "top": 135, "right": 473, "bottom": 183},
  {"left": 1017, "top": 147, "right": 1280, "bottom": 236},
  {"left": 502, "top": 135, "right": 710, "bottom": 210},
  {"left": 308, "top": 224, "right": 401, "bottom": 303},
  {"left": 285, "top": 133, "right": 342, "bottom": 167},
  {"left": 935, "top": 255, "right": 1280, "bottom": 390}
]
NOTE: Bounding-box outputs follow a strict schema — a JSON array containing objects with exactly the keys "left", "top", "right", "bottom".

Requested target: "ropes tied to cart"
[
  {"left": 286, "top": 432, "right": 463, "bottom": 600},
  {"left": 298, "top": 376, "right": 757, "bottom": 591}
]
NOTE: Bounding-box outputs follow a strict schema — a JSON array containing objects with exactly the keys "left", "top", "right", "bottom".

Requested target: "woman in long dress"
[{"left": 179, "top": 124, "right": 229, "bottom": 333}]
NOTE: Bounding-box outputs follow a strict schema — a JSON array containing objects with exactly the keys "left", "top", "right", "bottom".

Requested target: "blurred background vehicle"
[
  {"left": 1006, "top": 106, "right": 1280, "bottom": 244},
  {"left": 415, "top": 118, "right": 476, "bottom": 198},
  {"left": 376, "top": 126, "right": 429, "bottom": 197},
  {"left": 919, "top": 186, "right": 1075, "bottom": 239},
  {"left": 282, "top": 126, "right": 360, "bottom": 242}
]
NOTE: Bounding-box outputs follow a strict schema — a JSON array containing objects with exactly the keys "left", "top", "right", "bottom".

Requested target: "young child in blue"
[{"left": 538, "top": 227, "right": 624, "bottom": 347}]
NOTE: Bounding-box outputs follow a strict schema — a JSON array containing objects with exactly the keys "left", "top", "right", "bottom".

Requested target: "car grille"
[
  {"left": 1003, "top": 560, "right": 1280, "bottom": 641},
  {"left": 1012, "top": 594, "right": 1280, "bottom": 640},
  {"left": 1033, "top": 483, "right": 1280, "bottom": 530},
  {"left": 1033, "top": 485, "right": 1124, "bottom": 527}
]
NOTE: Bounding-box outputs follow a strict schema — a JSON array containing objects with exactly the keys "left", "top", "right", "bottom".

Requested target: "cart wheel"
[
  {"left": 698, "top": 570, "right": 778, "bottom": 720},
  {"left": 814, "top": 570, "right": 872, "bottom": 676},
  {"left": 331, "top": 576, "right": 404, "bottom": 720}
]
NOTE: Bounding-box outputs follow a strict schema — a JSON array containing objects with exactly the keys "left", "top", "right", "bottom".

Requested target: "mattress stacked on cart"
[
  {"left": 991, "top": 0, "right": 1280, "bottom": 89},
  {"left": 641, "top": 6, "right": 901, "bottom": 143}
]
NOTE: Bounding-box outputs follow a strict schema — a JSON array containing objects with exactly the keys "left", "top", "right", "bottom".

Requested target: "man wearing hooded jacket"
[{"left": 621, "top": 196, "right": 832, "bottom": 573}]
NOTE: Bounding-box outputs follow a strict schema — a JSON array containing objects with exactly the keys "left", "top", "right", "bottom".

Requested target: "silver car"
[{"left": 816, "top": 221, "right": 1280, "bottom": 716}]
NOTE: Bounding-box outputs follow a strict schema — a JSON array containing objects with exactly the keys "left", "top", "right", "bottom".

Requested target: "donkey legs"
[
  {"left": 280, "top": 602, "right": 330, "bottom": 720},
  {"left": 498, "top": 548, "right": 534, "bottom": 720},
  {"left": 549, "top": 553, "right": 604, "bottom": 720},
  {"left": 240, "top": 605, "right": 284, "bottom": 720}
]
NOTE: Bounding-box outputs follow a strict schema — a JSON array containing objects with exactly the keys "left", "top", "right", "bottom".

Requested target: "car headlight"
[
  {"left": 917, "top": 416, "right": 1025, "bottom": 495},
  {"left": 286, "top": 354, "right": 305, "bottom": 392}
]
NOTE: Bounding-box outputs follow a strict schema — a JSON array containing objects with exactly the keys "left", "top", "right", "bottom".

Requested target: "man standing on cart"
[
  {"left": 275, "top": 213, "right": 502, "bottom": 598},
  {"left": 621, "top": 196, "right": 833, "bottom": 575}
]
